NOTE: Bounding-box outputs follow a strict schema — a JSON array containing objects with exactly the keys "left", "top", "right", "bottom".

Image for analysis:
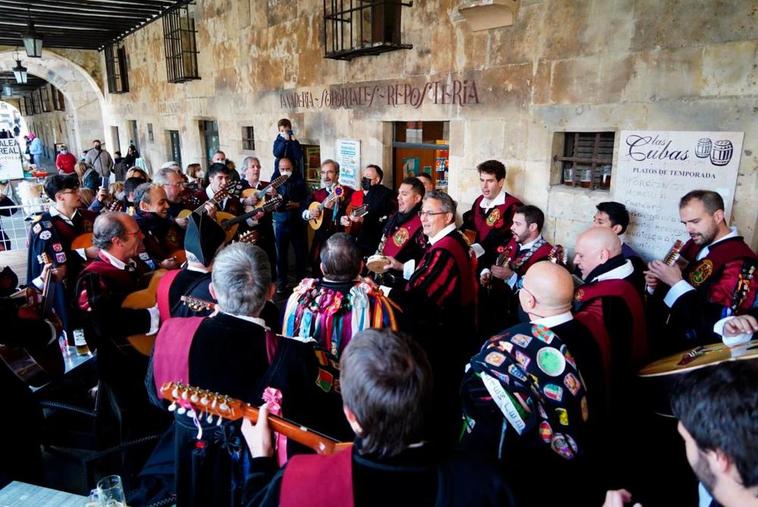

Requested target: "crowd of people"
[{"left": 0, "top": 118, "right": 756, "bottom": 507}]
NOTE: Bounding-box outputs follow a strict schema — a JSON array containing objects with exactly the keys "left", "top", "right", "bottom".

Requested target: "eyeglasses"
[
  {"left": 163, "top": 182, "right": 185, "bottom": 188},
  {"left": 418, "top": 210, "right": 447, "bottom": 217},
  {"left": 57, "top": 189, "right": 79, "bottom": 196}
]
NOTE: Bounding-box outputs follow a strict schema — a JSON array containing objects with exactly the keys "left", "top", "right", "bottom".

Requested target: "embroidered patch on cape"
[
  {"left": 688, "top": 259, "right": 714, "bottom": 286},
  {"left": 485, "top": 207, "right": 501, "bottom": 227},
  {"left": 392, "top": 227, "right": 409, "bottom": 247}
]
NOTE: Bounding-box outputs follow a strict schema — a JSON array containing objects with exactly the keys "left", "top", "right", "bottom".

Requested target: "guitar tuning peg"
[
  {"left": 211, "top": 398, "right": 218, "bottom": 409},
  {"left": 190, "top": 393, "right": 199, "bottom": 403},
  {"left": 168, "top": 402, "right": 177, "bottom": 412},
  {"left": 177, "top": 406, "right": 187, "bottom": 415},
  {"left": 200, "top": 395, "right": 208, "bottom": 406},
  {"left": 187, "top": 409, "right": 196, "bottom": 418},
  {"left": 216, "top": 416, "right": 223, "bottom": 426},
  {"left": 181, "top": 390, "right": 189, "bottom": 400},
  {"left": 206, "top": 413, "right": 214, "bottom": 424},
  {"left": 172, "top": 388, "right": 179, "bottom": 398}
]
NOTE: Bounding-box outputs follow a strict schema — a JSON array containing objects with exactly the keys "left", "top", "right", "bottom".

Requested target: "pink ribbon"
[{"left": 262, "top": 387, "right": 288, "bottom": 466}]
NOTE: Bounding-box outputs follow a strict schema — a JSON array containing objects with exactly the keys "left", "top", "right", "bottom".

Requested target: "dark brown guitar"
[{"left": 161, "top": 382, "right": 351, "bottom": 455}]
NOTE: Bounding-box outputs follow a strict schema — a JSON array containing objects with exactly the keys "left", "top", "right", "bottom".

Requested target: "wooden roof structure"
[{"left": 0, "top": 0, "right": 188, "bottom": 51}]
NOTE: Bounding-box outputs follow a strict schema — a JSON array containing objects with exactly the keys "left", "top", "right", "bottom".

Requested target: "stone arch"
[{"left": 0, "top": 49, "right": 105, "bottom": 155}]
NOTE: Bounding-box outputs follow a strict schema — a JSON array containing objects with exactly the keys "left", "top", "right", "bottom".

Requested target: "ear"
[
  {"left": 713, "top": 209, "right": 725, "bottom": 224},
  {"left": 529, "top": 223, "right": 538, "bottom": 234},
  {"left": 342, "top": 406, "right": 363, "bottom": 436},
  {"left": 600, "top": 248, "right": 610, "bottom": 263},
  {"left": 710, "top": 448, "right": 732, "bottom": 475},
  {"left": 611, "top": 224, "right": 623, "bottom": 235},
  {"left": 139, "top": 201, "right": 149, "bottom": 212},
  {"left": 209, "top": 282, "right": 217, "bottom": 300},
  {"left": 266, "top": 282, "right": 276, "bottom": 301},
  {"left": 320, "top": 262, "right": 326, "bottom": 276}
]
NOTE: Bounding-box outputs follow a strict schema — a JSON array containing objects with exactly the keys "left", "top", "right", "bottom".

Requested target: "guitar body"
[
  {"left": 122, "top": 269, "right": 169, "bottom": 356},
  {"left": 71, "top": 232, "right": 94, "bottom": 250},
  {"left": 0, "top": 339, "right": 62, "bottom": 388},
  {"left": 639, "top": 340, "right": 758, "bottom": 378},
  {"left": 308, "top": 202, "right": 324, "bottom": 230},
  {"left": 215, "top": 211, "right": 238, "bottom": 242},
  {"left": 344, "top": 192, "right": 368, "bottom": 235},
  {"left": 177, "top": 209, "right": 193, "bottom": 220}
]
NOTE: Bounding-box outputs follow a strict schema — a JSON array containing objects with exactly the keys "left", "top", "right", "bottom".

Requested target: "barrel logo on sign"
[
  {"left": 710, "top": 140, "right": 733, "bottom": 166},
  {"left": 695, "top": 138, "right": 712, "bottom": 158}
]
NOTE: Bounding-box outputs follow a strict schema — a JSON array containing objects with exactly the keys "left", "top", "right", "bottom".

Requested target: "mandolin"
[
  {"left": 308, "top": 185, "right": 345, "bottom": 230},
  {"left": 483, "top": 244, "right": 514, "bottom": 289},
  {"left": 343, "top": 191, "right": 369, "bottom": 235},
  {"left": 160, "top": 382, "right": 351, "bottom": 455},
  {"left": 177, "top": 181, "right": 244, "bottom": 220},
  {"left": 216, "top": 195, "right": 284, "bottom": 242},
  {"left": 180, "top": 295, "right": 216, "bottom": 313},
  {"left": 547, "top": 244, "right": 567, "bottom": 266},
  {"left": 121, "top": 269, "right": 169, "bottom": 356},
  {"left": 241, "top": 174, "right": 289, "bottom": 208}
]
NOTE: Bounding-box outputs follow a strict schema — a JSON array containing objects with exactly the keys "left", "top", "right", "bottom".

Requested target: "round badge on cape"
[
  {"left": 485, "top": 207, "right": 501, "bottom": 227},
  {"left": 536, "top": 347, "right": 566, "bottom": 377},
  {"left": 688, "top": 259, "right": 714, "bottom": 286},
  {"left": 393, "top": 227, "right": 409, "bottom": 247}
]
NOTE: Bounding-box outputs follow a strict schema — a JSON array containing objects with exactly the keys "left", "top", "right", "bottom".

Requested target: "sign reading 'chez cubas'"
[
  {"left": 615, "top": 130, "right": 744, "bottom": 261},
  {"left": 280, "top": 78, "right": 481, "bottom": 110}
]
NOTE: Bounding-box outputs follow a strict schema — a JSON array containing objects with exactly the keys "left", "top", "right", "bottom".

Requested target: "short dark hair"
[
  {"left": 671, "top": 362, "right": 758, "bottom": 488},
  {"left": 278, "top": 157, "right": 294, "bottom": 169},
  {"left": 401, "top": 177, "right": 425, "bottom": 198},
  {"left": 320, "top": 233, "right": 362, "bottom": 282},
  {"left": 366, "top": 164, "right": 383, "bottom": 182},
  {"left": 135, "top": 183, "right": 161, "bottom": 206},
  {"left": 44, "top": 174, "right": 79, "bottom": 200},
  {"left": 208, "top": 162, "right": 231, "bottom": 179},
  {"left": 124, "top": 177, "right": 145, "bottom": 198},
  {"left": 477, "top": 160, "right": 506, "bottom": 181},
  {"left": 416, "top": 173, "right": 432, "bottom": 184},
  {"left": 92, "top": 212, "right": 128, "bottom": 250},
  {"left": 679, "top": 190, "right": 725, "bottom": 215},
  {"left": 596, "top": 201, "right": 630, "bottom": 234},
  {"left": 277, "top": 118, "right": 292, "bottom": 130},
  {"left": 515, "top": 204, "right": 544, "bottom": 232},
  {"left": 340, "top": 328, "right": 432, "bottom": 458}
]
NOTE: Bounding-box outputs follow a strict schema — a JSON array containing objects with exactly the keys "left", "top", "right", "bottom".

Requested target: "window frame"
[
  {"left": 554, "top": 131, "right": 614, "bottom": 190},
  {"left": 104, "top": 43, "right": 130, "bottom": 94},
  {"left": 241, "top": 126, "right": 255, "bottom": 151},
  {"left": 163, "top": 3, "right": 200, "bottom": 84}
]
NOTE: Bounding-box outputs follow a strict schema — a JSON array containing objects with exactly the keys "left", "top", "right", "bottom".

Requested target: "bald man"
[
  {"left": 572, "top": 228, "right": 648, "bottom": 379},
  {"left": 461, "top": 261, "right": 604, "bottom": 507}
]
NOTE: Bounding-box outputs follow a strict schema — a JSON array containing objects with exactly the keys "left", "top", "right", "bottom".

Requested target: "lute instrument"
[
  {"left": 177, "top": 180, "right": 244, "bottom": 220},
  {"left": 180, "top": 295, "right": 216, "bottom": 313},
  {"left": 343, "top": 191, "right": 369, "bottom": 235},
  {"left": 308, "top": 185, "right": 345, "bottom": 230},
  {"left": 160, "top": 382, "right": 351, "bottom": 455},
  {"left": 121, "top": 268, "right": 169, "bottom": 356},
  {"left": 241, "top": 174, "right": 289, "bottom": 208},
  {"left": 639, "top": 340, "right": 758, "bottom": 378}
]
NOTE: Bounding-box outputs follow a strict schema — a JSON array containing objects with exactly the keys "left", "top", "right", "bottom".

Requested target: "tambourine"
[{"left": 366, "top": 254, "right": 391, "bottom": 274}]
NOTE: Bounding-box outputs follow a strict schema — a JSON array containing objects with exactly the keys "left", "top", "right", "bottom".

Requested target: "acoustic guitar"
[
  {"left": 177, "top": 180, "right": 244, "bottom": 220},
  {"left": 180, "top": 295, "right": 216, "bottom": 313},
  {"left": 121, "top": 269, "right": 169, "bottom": 356},
  {"left": 547, "top": 244, "right": 567, "bottom": 266},
  {"left": 343, "top": 191, "right": 369, "bottom": 235},
  {"left": 482, "top": 244, "right": 514, "bottom": 289},
  {"left": 160, "top": 382, "right": 351, "bottom": 455},
  {"left": 308, "top": 185, "right": 344, "bottom": 230},
  {"left": 70, "top": 200, "right": 123, "bottom": 250},
  {"left": 241, "top": 174, "right": 289, "bottom": 208},
  {"left": 0, "top": 253, "right": 65, "bottom": 387},
  {"left": 216, "top": 195, "right": 284, "bottom": 243}
]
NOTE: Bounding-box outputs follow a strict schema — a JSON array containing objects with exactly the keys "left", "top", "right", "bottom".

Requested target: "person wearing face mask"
[
  {"left": 84, "top": 139, "right": 114, "bottom": 180},
  {"left": 272, "top": 157, "right": 309, "bottom": 293},
  {"left": 273, "top": 118, "right": 303, "bottom": 175},
  {"left": 341, "top": 164, "right": 396, "bottom": 257},
  {"left": 55, "top": 144, "right": 77, "bottom": 175}
]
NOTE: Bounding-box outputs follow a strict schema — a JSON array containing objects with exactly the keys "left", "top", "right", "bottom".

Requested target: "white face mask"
[{"left": 280, "top": 170, "right": 292, "bottom": 177}]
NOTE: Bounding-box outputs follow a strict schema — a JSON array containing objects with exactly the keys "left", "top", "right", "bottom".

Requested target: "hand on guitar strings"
[
  {"left": 723, "top": 315, "right": 758, "bottom": 337},
  {"left": 490, "top": 264, "right": 513, "bottom": 281},
  {"left": 241, "top": 403, "right": 274, "bottom": 459}
]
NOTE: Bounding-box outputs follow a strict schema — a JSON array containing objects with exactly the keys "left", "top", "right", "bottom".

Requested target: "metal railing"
[{"left": 0, "top": 202, "right": 52, "bottom": 251}]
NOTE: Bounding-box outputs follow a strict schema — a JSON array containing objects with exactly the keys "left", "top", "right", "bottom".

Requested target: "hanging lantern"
[
  {"left": 22, "top": 9, "right": 43, "bottom": 58},
  {"left": 13, "top": 59, "right": 28, "bottom": 84}
]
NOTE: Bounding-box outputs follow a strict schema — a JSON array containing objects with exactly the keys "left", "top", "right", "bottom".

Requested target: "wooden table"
[{"left": 0, "top": 481, "right": 88, "bottom": 506}]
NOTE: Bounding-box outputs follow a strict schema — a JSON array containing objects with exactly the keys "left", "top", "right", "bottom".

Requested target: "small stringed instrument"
[
  {"left": 177, "top": 181, "right": 244, "bottom": 220},
  {"left": 344, "top": 191, "right": 369, "bottom": 235},
  {"left": 639, "top": 340, "right": 758, "bottom": 378},
  {"left": 308, "top": 185, "right": 345, "bottom": 230},
  {"left": 241, "top": 174, "right": 289, "bottom": 208},
  {"left": 121, "top": 269, "right": 169, "bottom": 356},
  {"left": 547, "top": 244, "right": 567, "bottom": 266},
  {"left": 663, "top": 239, "right": 685, "bottom": 267},
  {"left": 0, "top": 254, "right": 65, "bottom": 387},
  {"left": 483, "top": 244, "right": 514, "bottom": 289},
  {"left": 160, "top": 382, "right": 351, "bottom": 455},
  {"left": 216, "top": 195, "right": 284, "bottom": 243}
]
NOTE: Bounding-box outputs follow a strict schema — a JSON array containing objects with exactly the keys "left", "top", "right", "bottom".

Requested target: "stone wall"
[{"left": 97, "top": 0, "right": 757, "bottom": 250}]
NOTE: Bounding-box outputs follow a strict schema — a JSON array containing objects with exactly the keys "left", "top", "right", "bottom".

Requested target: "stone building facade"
[{"left": 5, "top": 0, "right": 758, "bottom": 252}]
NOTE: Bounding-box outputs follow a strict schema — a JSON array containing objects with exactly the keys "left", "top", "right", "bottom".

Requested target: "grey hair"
[
  {"left": 242, "top": 156, "right": 261, "bottom": 168},
  {"left": 160, "top": 161, "right": 182, "bottom": 170},
  {"left": 92, "top": 212, "right": 127, "bottom": 250},
  {"left": 153, "top": 166, "right": 180, "bottom": 185},
  {"left": 211, "top": 243, "right": 271, "bottom": 317},
  {"left": 423, "top": 190, "right": 457, "bottom": 217},
  {"left": 321, "top": 158, "right": 340, "bottom": 173}
]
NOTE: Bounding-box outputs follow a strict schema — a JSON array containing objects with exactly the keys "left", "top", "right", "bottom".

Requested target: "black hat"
[{"left": 184, "top": 213, "right": 226, "bottom": 266}]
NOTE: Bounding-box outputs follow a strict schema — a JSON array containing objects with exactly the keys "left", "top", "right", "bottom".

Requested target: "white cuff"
[
  {"left": 663, "top": 280, "right": 695, "bottom": 308},
  {"left": 146, "top": 306, "right": 161, "bottom": 336},
  {"left": 402, "top": 259, "right": 415, "bottom": 280},
  {"left": 301, "top": 210, "right": 310, "bottom": 221},
  {"left": 379, "top": 285, "right": 392, "bottom": 297},
  {"left": 32, "top": 276, "right": 44, "bottom": 290},
  {"left": 506, "top": 272, "right": 518, "bottom": 289},
  {"left": 714, "top": 316, "right": 753, "bottom": 347},
  {"left": 480, "top": 268, "right": 491, "bottom": 277},
  {"left": 76, "top": 248, "right": 87, "bottom": 260},
  {"left": 471, "top": 243, "right": 485, "bottom": 259},
  {"left": 646, "top": 285, "right": 654, "bottom": 295}
]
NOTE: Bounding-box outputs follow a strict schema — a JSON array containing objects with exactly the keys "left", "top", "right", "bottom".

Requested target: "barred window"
[
  {"left": 555, "top": 132, "right": 614, "bottom": 190},
  {"left": 40, "top": 86, "right": 51, "bottom": 112},
  {"left": 105, "top": 43, "right": 130, "bottom": 94},
  {"left": 323, "top": 0, "right": 412, "bottom": 60},
  {"left": 242, "top": 126, "right": 255, "bottom": 151},
  {"left": 163, "top": 3, "right": 200, "bottom": 83}
]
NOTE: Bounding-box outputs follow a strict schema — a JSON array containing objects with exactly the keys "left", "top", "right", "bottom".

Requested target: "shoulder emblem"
[
  {"left": 485, "top": 207, "right": 501, "bottom": 227},
  {"left": 393, "top": 227, "right": 409, "bottom": 247},
  {"left": 688, "top": 259, "right": 714, "bottom": 287}
]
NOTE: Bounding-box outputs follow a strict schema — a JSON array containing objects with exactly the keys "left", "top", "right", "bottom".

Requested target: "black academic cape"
[
  {"left": 166, "top": 269, "right": 214, "bottom": 318},
  {"left": 353, "top": 184, "right": 396, "bottom": 256},
  {"left": 242, "top": 441, "right": 516, "bottom": 507}
]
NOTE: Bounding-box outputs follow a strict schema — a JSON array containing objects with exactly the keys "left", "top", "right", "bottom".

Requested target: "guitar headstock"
[
  {"left": 237, "top": 230, "right": 259, "bottom": 244},
  {"left": 261, "top": 195, "right": 283, "bottom": 212},
  {"left": 663, "top": 240, "right": 684, "bottom": 266},
  {"left": 107, "top": 200, "right": 124, "bottom": 213},
  {"left": 37, "top": 252, "right": 51, "bottom": 266},
  {"left": 271, "top": 174, "right": 289, "bottom": 187},
  {"left": 180, "top": 295, "right": 216, "bottom": 312},
  {"left": 213, "top": 181, "right": 244, "bottom": 202},
  {"left": 160, "top": 382, "right": 244, "bottom": 421}
]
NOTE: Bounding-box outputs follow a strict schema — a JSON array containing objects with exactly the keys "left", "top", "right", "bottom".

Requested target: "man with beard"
[
  {"left": 134, "top": 183, "right": 182, "bottom": 270},
  {"left": 645, "top": 190, "right": 757, "bottom": 349},
  {"left": 303, "top": 159, "right": 354, "bottom": 274},
  {"left": 603, "top": 361, "right": 758, "bottom": 507},
  {"left": 461, "top": 160, "right": 523, "bottom": 272},
  {"left": 341, "top": 164, "right": 396, "bottom": 256},
  {"left": 153, "top": 166, "right": 190, "bottom": 224},
  {"left": 375, "top": 177, "right": 427, "bottom": 287}
]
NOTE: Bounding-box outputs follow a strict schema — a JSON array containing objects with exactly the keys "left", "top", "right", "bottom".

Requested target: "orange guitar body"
[{"left": 121, "top": 269, "right": 169, "bottom": 356}]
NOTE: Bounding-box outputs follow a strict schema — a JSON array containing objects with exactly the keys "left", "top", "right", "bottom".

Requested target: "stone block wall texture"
[{"left": 20, "top": 0, "right": 757, "bottom": 250}]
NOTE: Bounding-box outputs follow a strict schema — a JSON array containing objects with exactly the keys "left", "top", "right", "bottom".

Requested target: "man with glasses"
[
  {"left": 153, "top": 166, "right": 189, "bottom": 224},
  {"left": 27, "top": 174, "right": 99, "bottom": 341},
  {"left": 386, "top": 190, "right": 477, "bottom": 447},
  {"left": 75, "top": 212, "right": 164, "bottom": 434},
  {"left": 239, "top": 156, "right": 277, "bottom": 274},
  {"left": 461, "top": 261, "right": 603, "bottom": 507}
]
